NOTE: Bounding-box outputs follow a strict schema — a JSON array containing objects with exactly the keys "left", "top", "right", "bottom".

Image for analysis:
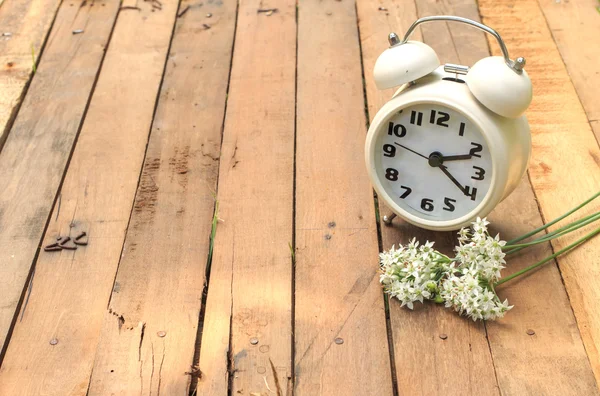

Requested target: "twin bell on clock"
[{"left": 365, "top": 16, "right": 533, "bottom": 231}]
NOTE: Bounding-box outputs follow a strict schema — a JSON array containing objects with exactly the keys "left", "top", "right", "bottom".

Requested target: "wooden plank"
[
  {"left": 0, "top": 2, "right": 179, "bottom": 394},
  {"left": 359, "top": 0, "right": 598, "bottom": 393},
  {"left": 87, "top": 1, "right": 237, "bottom": 395},
  {"left": 0, "top": 0, "right": 120, "bottom": 356},
  {"left": 421, "top": 1, "right": 597, "bottom": 394},
  {"left": 196, "top": 0, "right": 296, "bottom": 394},
  {"left": 0, "top": 0, "right": 61, "bottom": 148},
  {"left": 294, "top": 1, "right": 393, "bottom": 394},
  {"left": 537, "top": 0, "right": 600, "bottom": 142},
  {"left": 357, "top": 1, "right": 498, "bottom": 393},
  {"left": 479, "top": 0, "right": 600, "bottom": 385},
  {"left": 488, "top": 181, "right": 598, "bottom": 395}
]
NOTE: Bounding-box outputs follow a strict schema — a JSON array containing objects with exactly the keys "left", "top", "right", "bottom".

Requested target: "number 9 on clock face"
[{"left": 376, "top": 103, "right": 493, "bottom": 222}]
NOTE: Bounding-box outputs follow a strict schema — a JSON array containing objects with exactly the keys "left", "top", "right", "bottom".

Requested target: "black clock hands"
[
  {"left": 437, "top": 164, "right": 466, "bottom": 195},
  {"left": 394, "top": 143, "right": 472, "bottom": 163},
  {"left": 394, "top": 143, "right": 429, "bottom": 160},
  {"left": 393, "top": 143, "right": 473, "bottom": 196}
]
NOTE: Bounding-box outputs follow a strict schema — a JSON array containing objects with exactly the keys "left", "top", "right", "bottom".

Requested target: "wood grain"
[
  {"left": 357, "top": 0, "right": 498, "bottom": 393},
  {"left": 294, "top": 1, "right": 393, "bottom": 394},
  {"left": 488, "top": 180, "right": 598, "bottom": 395},
  {"left": 0, "top": 0, "right": 61, "bottom": 148},
  {"left": 537, "top": 0, "right": 600, "bottom": 142},
  {"left": 440, "top": 1, "right": 600, "bottom": 393},
  {"left": 87, "top": 1, "right": 236, "bottom": 394},
  {"left": 0, "top": 1, "right": 179, "bottom": 394},
  {"left": 0, "top": 0, "right": 120, "bottom": 356},
  {"left": 360, "top": 0, "right": 598, "bottom": 393},
  {"left": 196, "top": 0, "right": 296, "bottom": 394},
  {"left": 416, "top": 1, "right": 597, "bottom": 394},
  {"left": 479, "top": 0, "right": 600, "bottom": 386}
]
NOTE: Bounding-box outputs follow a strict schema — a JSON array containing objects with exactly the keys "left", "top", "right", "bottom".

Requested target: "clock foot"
[{"left": 382, "top": 213, "right": 397, "bottom": 226}]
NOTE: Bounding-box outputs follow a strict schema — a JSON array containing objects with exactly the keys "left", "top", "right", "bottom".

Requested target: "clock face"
[{"left": 375, "top": 103, "right": 493, "bottom": 222}]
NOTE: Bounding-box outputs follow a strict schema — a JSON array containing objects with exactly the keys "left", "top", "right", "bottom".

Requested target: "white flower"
[
  {"left": 379, "top": 240, "right": 451, "bottom": 309},
  {"left": 440, "top": 270, "right": 512, "bottom": 321},
  {"left": 457, "top": 227, "right": 471, "bottom": 243},
  {"left": 454, "top": 222, "right": 508, "bottom": 283},
  {"left": 473, "top": 217, "right": 490, "bottom": 234}
]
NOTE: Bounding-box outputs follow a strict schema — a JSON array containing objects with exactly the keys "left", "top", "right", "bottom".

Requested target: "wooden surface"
[
  {"left": 197, "top": 0, "right": 296, "bottom": 394},
  {"left": 359, "top": 0, "right": 597, "bottom": 394},
  {"left": 0, "top": 0, "right": 599, "bottom": 394},
  {"left": 0, "top": 0, "right": 120, "bottom": 358},
  {"left": 88, "top": 0, "right": 236, "bottom": 394},
  {"left": 0, "top": 0, "right": 61, "bottom": 148},
  {"left": 0, "top": 0, "right": 179, "bottom": 393},
  {"left": 537, "top": 0, "right": 600, "bottom": 142},
  {"left": 480, "top": 0, "right": 600, "bottom": 385},
  {"left": 295, "top": 0, "right": 393, "bottom": 395}
]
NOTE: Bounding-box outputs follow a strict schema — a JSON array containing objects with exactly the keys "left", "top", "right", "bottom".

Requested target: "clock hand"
[
  {"left": 439, "top": 154, "right": 472, "bottom": 161},
  {"left": 437, "top": 164, "right": 466, "bottom": 195},
  {"left": 394, "top": 142, "right": 429, "bottom": 160}
]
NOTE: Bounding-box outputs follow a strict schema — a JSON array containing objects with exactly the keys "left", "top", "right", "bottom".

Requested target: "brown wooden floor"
[{"left": 0, "top": 0, "right": 599, "bottom": 394}]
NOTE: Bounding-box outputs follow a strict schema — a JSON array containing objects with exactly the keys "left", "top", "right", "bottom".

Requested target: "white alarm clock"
[{"left": 365, "top": 16, "right": 532, "bottom": 231}]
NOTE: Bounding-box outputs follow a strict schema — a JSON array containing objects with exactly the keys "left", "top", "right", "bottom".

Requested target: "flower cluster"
[
  {"left": 379, "top": 217, "right": 513, "bottom": 321},
  {"left": 379, "top": 239, "right": 453, "bottom": 309},
  {"left": 455, "top": 217, "right": 506, "bottom": 282},
  {"left": 440, "top": 270, "right": 511, "bottom": 321}
]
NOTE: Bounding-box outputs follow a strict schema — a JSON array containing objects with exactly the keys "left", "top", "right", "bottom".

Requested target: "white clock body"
[{"left": 365, "top": 67, "right": 531, "bottom": 231}]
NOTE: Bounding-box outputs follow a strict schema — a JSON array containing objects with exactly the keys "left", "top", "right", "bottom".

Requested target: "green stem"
[
  {"left": 534, "top": 211, "right": 600, "bottom": 240},
  {"left": 496, "top": 226, "right": 600, "bottom": 286},
  {"left": 507, "top": 191, "right": 600, "bottom": 245},
  {"left": 504, "top": 212, "right": 600, "bottom": 252}
]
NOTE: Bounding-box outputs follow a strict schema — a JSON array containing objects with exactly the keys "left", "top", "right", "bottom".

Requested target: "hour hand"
[{"left": 440, "top": 153, "right": 472, "bottom": 161}]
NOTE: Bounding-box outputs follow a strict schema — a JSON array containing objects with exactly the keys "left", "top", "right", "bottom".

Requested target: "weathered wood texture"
[
  {"left": 420, "top": 0, "right": 596, "bottom": 394},
  {"left": 0, "top": 0, "right": 119, "bottom": 356},
  {"left": 0, "top": 0, "right": 598, "bottom": 393},
  {"left": 488, "top": 180, "right": 598, "bottom": 395},
  {"left": 357, "top": 1, "right": 498, "bottom": 393},
  {"left": 0, "top": 0, "right": 61, "bottom": 148},
  {"left": 537, "top": 0, "right": 600, "bottom": 142},
  {"left": 87, "top": 1, "right": 237, "bottom": 395},
  {"left": 0, "top": 1, "right": 179, "bottom": 394},
  {"left": 294, "top": 1, "right": 393, "bottom": 394},
  {"left": 196, "top": 0, "right": 296, "bottom": 394},
  {"left": 359, "top": 0, "right": 597, "bottom": 394},
  {"left": 480, "top": 0, "right": 600, "bottom": 385}
]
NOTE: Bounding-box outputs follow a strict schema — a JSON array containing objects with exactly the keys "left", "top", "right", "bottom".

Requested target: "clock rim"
[{"left": 366, "top": 94, "right": 508, "bottom": 231}]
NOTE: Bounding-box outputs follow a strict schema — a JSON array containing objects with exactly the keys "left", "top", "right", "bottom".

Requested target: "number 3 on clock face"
[{"left": 377, "top": 103, "right": 493, "bottom": 222}]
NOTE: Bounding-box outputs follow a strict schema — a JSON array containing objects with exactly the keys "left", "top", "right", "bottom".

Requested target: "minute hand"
[
  {"left": 394, "top": 142, "right": 429, "bottom": 160},
  {"left": 437, "top": 164, "right": 466, "bottom": 195}
]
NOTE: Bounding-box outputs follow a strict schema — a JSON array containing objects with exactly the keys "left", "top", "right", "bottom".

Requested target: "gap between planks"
[{"left": 189, "top": 1, "right": 241, "bottom": 394}]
